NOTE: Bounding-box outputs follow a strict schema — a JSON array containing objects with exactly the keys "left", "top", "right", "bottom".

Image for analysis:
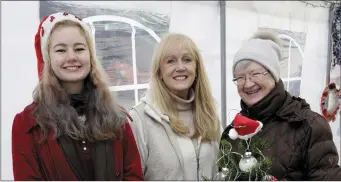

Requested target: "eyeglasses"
[{"left": 232, "top": 71, "right": 269, "bottom": 86}]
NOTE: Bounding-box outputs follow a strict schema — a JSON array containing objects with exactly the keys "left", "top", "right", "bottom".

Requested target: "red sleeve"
[
  {"left": 12, "top": 112, "right": 43, "bottom": 180},
  {"left": 122, "top": 122, "right": 144, "bottom": 180}
]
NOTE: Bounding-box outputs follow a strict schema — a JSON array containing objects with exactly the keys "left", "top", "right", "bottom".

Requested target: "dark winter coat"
[
  {"left": 221, "top": 80, "right": 341, "bottom": 180},
  {"left": 11, "top": 103, "right": 144, "bottom": 181}
]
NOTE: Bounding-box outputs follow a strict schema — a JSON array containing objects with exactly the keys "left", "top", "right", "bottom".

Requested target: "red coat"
[{"left": 11, "top": 103, "right": 144, "bottom": 181}]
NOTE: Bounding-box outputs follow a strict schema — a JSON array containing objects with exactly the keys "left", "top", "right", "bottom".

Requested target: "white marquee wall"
[{"left": 1, "top": 1, "right": 338, "bottom": 180}]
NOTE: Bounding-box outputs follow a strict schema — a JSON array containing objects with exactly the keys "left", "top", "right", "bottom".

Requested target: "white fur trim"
[
  {"left": 40, "top": 12, "right": 96, "bottom": 62},
  {"left": 228, "top": 128, "right": 238, "bottom": 140}
]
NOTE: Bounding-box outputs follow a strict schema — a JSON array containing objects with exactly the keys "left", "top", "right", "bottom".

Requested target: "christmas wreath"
[
  {"left": 320, "top": 83, "right": 341, "bottom": 122},
  {"left": 203, "top": 114, "right": 277, "bottom": 181}
]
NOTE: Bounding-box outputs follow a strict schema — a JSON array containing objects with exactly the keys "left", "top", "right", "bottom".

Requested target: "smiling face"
[
  {"left": 159, "top": 42, "right": 196, "bottom": 99},
  {"left": 48, "top": 24, "right": 91, "bottom": 89},
  {"left": 234, "top": 61, "right": 275, "bottom": 106}
]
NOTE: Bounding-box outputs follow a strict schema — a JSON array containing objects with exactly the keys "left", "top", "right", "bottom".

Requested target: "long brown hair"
[
  {"left": 149, "top": 33, "right": 221, "bottom": 141},
  {"left": 32, "top": 20, "right": 125, "bottom": 142}
]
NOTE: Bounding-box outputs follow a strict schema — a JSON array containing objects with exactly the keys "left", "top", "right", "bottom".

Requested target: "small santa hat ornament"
[
  {"left": 228, "top": 113, "right": 263, "bottom": 140},
  {"left": 34, "top": 12, "right": 95, "bottom": 80}
]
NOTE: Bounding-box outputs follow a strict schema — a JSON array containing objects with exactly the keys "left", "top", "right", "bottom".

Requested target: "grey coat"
[{"left": 128, "top": 95, "right": 221, "bottom": 180}]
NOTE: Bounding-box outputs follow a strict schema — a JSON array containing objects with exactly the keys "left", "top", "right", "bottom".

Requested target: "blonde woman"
[
  {"left": 11, "top": 12, "right": 143, "bottom": 180},
  {"left": 129, "top": 33, "right": 222, "bottom": 180}
]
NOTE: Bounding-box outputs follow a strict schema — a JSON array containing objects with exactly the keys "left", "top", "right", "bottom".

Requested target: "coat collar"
[
  {"left": 20, "top": 102, "right": 40, "bottom": 133},
  {"left": 140, "top": 92, "right": 186, "bottom": 173},
  {"left": 240, "top": 79, "right": 309, "bottom": 124},
  {"left": 140, "top": 94, "right": 171, "bottom": 124},
  {"left": 21, "top": 102, "right": 132, "bottom": 133},
  {"left": 240, "top": 79, "right": 287, "bottom": 122}
]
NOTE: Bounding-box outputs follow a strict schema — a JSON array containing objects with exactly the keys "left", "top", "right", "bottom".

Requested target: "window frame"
[
  {"left": 83, "top": 15, "right": 161, "bottom": 105},
  {"left": 278, "top": 34, "right": 304, "bottom": 96}
]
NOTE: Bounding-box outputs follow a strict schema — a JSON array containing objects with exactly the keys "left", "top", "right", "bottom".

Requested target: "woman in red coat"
[{"left": 11, "top": 12, "right": 144, "bottom": 181}]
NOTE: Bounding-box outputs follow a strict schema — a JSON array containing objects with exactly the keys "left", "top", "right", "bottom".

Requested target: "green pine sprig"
[{"left": 204, "top": 137, "right": 273, "bottom": 181}]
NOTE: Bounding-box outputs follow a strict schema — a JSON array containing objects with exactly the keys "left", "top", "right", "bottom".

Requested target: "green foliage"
[{"left": 212, "top": 137, "right": 273, "bottom": 181}]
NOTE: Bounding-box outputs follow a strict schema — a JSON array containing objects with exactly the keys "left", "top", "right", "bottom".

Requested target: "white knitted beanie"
[{"left": 232, "top": 31, "right": 282, "bottom": 82}]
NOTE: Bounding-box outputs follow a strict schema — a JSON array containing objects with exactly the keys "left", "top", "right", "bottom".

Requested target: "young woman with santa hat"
[
  {"left": 11, "top": 12, "right": 144, "bottom": 181},
  {"left": 220, "top": 31, "right": 341, "bottom": 180}
]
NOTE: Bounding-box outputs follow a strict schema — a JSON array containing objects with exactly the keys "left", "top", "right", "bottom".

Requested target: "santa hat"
[
  {"left": 228, "top": 113, "right": 263, "bottom": 140},
  {"left": 34, "top": 12, "right": 96, "bottom": 80}
]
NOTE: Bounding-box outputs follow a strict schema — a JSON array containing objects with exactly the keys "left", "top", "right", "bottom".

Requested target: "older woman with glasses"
[{"left": 220, "top": 31, "right": 341, "bottom": 180}]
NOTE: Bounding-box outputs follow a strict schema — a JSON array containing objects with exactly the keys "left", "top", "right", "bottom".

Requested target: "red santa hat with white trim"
[
  {"left": 228, "top": 113, "right": 263, "bottom": 140},
  {"left": 34, "top": 12, "right": 96, "bottom": 80}
]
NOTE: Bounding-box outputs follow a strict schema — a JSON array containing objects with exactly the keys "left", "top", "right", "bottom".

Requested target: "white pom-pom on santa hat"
[
  {"left": 230, "top": 113, "right": 263, "bottom": 140},
  {"left": 228, "top": 128, "right": 239, "bottom": 140}
]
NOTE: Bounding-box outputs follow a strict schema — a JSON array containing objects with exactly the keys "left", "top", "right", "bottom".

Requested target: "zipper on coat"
[
  {"left": 196, "top": 137, "right": 202, "bottom": 180},
  {"left": 196, "top": 156, "right": 199, "bottom": 180}
]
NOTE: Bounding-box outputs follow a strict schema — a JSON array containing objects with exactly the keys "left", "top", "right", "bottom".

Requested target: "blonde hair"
[
  {"left": 33, "top": 20, "right": 125, "bottom": 142},
  {"left": 149, "top": 33, "right": 220, "bottom": 141}
]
